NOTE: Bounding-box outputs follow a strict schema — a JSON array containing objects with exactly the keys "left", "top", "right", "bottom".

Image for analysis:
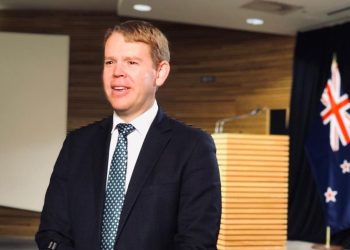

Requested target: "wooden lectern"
[{"left": 212, "top": 133, "right": 289, "bottom": 250}]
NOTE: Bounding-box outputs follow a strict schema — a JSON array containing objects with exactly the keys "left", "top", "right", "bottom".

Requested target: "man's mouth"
[{"left": 112, "top": 86, "right": 128, "bottom": 91}]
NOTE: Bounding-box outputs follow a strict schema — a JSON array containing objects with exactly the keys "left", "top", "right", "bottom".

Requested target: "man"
[{"left": 36, "top": 20, "right": 221, "bottom": 250}]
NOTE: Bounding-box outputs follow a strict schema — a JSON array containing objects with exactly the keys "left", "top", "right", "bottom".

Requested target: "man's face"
[{"left": 103, "top": 32, "right": 168, "bottom": 122}]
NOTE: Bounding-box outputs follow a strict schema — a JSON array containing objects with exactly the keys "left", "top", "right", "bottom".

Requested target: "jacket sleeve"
[
  {"left": 36, "top": 135, "right": 75, "bottom": 250},
  {"left": 174, "top": 132, "right": 221, "bottom": 250}
]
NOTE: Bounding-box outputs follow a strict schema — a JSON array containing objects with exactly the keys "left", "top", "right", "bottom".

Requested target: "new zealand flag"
[{"left": 305, "top": 56, "right": 350, "bottom": 233}]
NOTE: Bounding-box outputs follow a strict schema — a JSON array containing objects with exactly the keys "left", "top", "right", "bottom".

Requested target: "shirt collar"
[{"left": 111, "top": 101, "right": 158, "bottom": 135}]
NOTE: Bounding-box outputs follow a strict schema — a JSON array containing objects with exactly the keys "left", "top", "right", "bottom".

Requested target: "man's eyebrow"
[
  {"left": 103, "top": 56, "right": 143, "bottom": 62},
  {"left": 124, "top": 56, "right": 143, "bottom": 62},
  {"left": 104, "top": 56, "right": 116, "bottom": 61}
]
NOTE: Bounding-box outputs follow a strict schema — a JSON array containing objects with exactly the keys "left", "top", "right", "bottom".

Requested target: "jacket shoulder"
[
  {"left": 67, "top": 116, "right": 112, "bottom": 139},
  {"left": 166, "top": 116, "right": 213, "bottom": 142}
]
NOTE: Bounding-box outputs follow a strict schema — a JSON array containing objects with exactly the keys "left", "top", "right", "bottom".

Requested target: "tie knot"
[{"left": 116, "top": 123, "right": 135, "bottom": 136}]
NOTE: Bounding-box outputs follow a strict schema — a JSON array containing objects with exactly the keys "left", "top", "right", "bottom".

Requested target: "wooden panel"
[
  {"left": 213, "top": 134, "right": 289, "bottom": 250},
  {"left": 0, "top": 206, "right": 40, "bottom": 237},
  {"left": 159, "top": 26, "right": 293, "bottom": 133}
]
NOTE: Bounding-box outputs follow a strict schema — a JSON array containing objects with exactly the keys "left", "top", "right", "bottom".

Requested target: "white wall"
[{"left": 0, "top": 32, "right": 69, "bottom": 212}]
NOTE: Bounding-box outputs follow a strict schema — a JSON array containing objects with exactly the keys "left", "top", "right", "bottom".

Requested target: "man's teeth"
[{"left": 112, "top": 86, "right": 127, "bottom": 90}]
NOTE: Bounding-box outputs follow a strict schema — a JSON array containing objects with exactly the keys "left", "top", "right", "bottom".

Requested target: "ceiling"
[{"left": 1, "top": 0, "right": 350, "bottom": 35}]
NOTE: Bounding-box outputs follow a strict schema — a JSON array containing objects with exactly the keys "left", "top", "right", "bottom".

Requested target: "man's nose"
[{"left": 112, "top": 63, "right": 126, "bottom": 77}]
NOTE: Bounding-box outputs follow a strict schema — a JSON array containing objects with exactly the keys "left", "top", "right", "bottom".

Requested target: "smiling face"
[{"left": 103, "top": 32, "right": 170, "bottom": 122}]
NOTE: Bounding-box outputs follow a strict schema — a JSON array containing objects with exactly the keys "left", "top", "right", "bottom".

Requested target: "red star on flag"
[
  {"left": 324, "top": 187, "right": 338, "bottom": 203},
  {"left": 340, "top": 159, "right": 350, "bottom": 174}
]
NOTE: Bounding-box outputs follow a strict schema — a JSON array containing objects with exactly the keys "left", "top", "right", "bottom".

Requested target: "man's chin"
[
  {"left": 109, "top": 101, "right": 129, "bottom": 112},
  {"left": 113, "top": 107, "right": 128, "bottom": 115}
]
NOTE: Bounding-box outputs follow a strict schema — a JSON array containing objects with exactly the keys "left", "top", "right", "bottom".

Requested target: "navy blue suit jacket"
[{"left": 36, "top": 109, "right": 221, "bottom": 250}]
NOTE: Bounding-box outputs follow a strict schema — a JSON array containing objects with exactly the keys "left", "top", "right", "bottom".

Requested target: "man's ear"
[{"left": 155, "top": 60, "right": 170, "bottom": 87}]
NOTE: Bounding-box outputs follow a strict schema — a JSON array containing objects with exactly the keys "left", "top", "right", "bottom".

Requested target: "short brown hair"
[{"left": 104, "top": 20, "right": 170, "bottom": 66}]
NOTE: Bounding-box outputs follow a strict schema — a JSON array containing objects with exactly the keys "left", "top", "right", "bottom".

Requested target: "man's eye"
[
  {"left": 104, "top": 60, "right": 113, "bottom": 65},
  {"left": 128, "top": 61, "right": 138, "bottom": 65}
]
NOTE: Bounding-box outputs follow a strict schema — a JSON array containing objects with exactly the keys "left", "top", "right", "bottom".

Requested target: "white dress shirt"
[{"left": 106, "top": 101, "right": 158, "bottom": 191}]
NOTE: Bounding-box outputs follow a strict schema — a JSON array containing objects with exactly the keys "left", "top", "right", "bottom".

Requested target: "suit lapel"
[
  {"left": 116, "top": 110, "right": 172, "bottom": 242},
  {"left": 92, "top": 116, "right": 113, "bottom": 247}
]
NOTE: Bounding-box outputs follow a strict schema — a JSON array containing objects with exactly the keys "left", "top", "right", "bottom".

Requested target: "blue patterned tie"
[{"left": 101, "top": 123, "right": 135, "bottom": 250}]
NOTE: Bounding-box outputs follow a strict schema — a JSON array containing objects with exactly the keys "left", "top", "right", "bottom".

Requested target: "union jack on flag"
[
  {"left": 305, "top": 55, "right": 350, "bottom": 233},
  {"left": 320, "top": 59, "right": 350, "bottom": 151}
]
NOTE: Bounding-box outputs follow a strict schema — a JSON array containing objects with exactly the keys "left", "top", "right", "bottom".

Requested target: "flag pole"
[{"left": 326, "top": 226, "right": 331, "bottom": 249}]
